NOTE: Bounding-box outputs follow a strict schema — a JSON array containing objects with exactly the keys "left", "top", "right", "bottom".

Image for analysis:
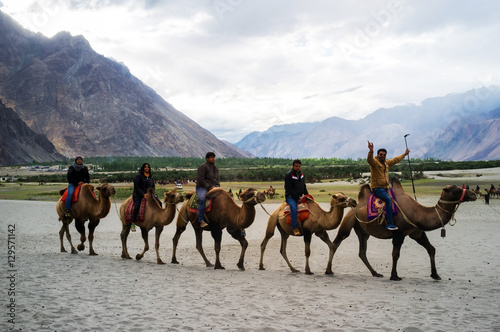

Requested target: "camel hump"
[
  {"left": 390, "top": 177, "right": 405, "bottom": 195},
  {"left": 358, "top": 184, "right": 372, "bottom": 201},
  {"left": 206, "top": 187, "right": 226, "bottom": 199}
]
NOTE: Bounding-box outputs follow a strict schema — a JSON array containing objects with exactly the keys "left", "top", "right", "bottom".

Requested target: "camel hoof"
[
  {"left": 305, "top": 271, "right": 314, "bottom": 275},
  {"left": 61, "top": 248, "right": 67, "bottom": 253},
  {"left": 136, "top": 254, "right": 143, "bottom": 260},
  {"left": 259, "top": 266, "right": 265, "bottom": 271},
  {"left": 171, "top": 259, "right": 179, "bottom": 264},
  {"left": 325, "top": 270, "right": 334, "bottom": 275},
  {"left": 71, "top": 249, "right": 78, "bottom": 254},
  {"left": 431, "top": 274, "right": 441, "bottom": 280},
  {"left": 157, "top": 260, "right": 165, "bottom": 265},
  {"left": 122, "top": 254, "right": 132, "bottom": 260},
  {"left": 214, "top": 265, "right": 225, "bottom": 270},
  {"left": 237, "top": 264, "right": 245, "bottom": 271},
  {"left": 390, "top": 275, "right": 402, "bottom": 281},
  {"left": 89, "top": 252, "right": 98, "bottom": 256},
  {"left": 291, "top": 269, "right": 300, "bottom": 273},
  {"left": 77, "top": 244, "right": 85, "bottom": 251},
  {"left": 373, "top": 273, "right": 384, "bottom": 278},
  {"left": 205, "top": 262, "right": 214, "bottom": 268}
]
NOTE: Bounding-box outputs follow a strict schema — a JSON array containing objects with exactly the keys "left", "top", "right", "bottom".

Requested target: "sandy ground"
[{"left": 1, "top": 185, "right": 500, "bottom": 331}]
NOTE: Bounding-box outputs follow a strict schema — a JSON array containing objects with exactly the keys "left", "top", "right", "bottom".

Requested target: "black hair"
[
  {"left": 292, "top": 159, "right": 302, "bottom": 166},
  {"left": 205, "top": 152, "right": 216, "bottom": 159},
  {"left": 139, "top": 163, "right": 152, "bottom": 175},
  {"left": 377, "top": 149, "right": 387, "bottom": 155}
]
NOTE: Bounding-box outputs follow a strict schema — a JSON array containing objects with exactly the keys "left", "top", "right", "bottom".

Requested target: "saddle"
[
  {"left": 283, "top": 195, "right": 313, "bottom": 225},
  {"left": 366, "top": 189, "right": 398, "bottom": 221},
  {"left": 124, "top": 198, "right": 147, "bottom": 224},
  {"left": 60, "top": 184, "right": 94, "bottom": 203},
  {"left": 188, "top": 193, "right": 213, "bottom": 214}
]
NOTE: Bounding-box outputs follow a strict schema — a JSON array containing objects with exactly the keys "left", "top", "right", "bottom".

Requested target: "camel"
[
  {"left": 119, "top": 188, "right": 184, "bottom": 264},
  {"left": 259, "top": 193, "right": 357, "bottom": 275},
  {"left": 329, "top": 178, "right": 477, "bottom": 281},
  {"left": 266, "top": 187, "right": 276, "bottom": 199},
  {"left": 56, "top": 183, "right": 116, "bottom": 255},
  {"left": 171, "top": 187, "right": 266, "bottom": 270}
]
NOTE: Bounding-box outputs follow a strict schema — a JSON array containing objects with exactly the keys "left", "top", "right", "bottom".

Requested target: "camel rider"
[
  {"left": 65, "top": 156, "right": 90, "bottom": 217},
  {"left": 367, "top": 141, "right": 409, "bottom": 230},
  {"left": 284, "top": 159, "right": 309, "bottom": 236},
  {"left": 131, "top": 163, "right": 156, "bottom": 230},
  {"left": 196, "top": 152, "right": 220, "bottom": 229}
]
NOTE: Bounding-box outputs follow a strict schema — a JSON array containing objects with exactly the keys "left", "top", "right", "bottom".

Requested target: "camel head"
[
  {"left": 239, "top": 188, "right": 266, "bottom": 205},
  {"left": 163, "top": 188, "right": 184, "bottom": 205},
  {"left": 441, "top": 185, "right": 477, "bottom": 203},
  {"left": 330, "top": 192, "right": 357, "bottom": 209},
  {"left": 96, "top": 183, "right": 116, "bottom": 197}
]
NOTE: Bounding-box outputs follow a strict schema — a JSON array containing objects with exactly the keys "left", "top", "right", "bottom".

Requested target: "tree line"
[{"left": 19, "top": 157, "right": 500, "bottom": 183}]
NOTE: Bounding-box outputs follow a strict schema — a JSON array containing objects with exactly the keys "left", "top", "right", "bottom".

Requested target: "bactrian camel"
[
  {"left": 330, "top": 178, "right": 477, "bottom": 280},
  {"left": 259, "top": 193, "right": 357, "bottom": 275},
  {"left": 171, "top": 187, "right": 266, "bottom": 270},
  {"left": 56, "top": 183, "right": 116, "bottom": 255},
  {"left": 119, "top": 188, "right": 184, "bottom": 264}
]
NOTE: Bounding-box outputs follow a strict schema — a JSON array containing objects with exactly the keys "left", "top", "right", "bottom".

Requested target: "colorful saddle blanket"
[
  {"left": 61, "top": 184, "right": 94, "bottom": 203},
  {"left": 188, "top": 193, "right": 212, "bottom": 214},
  {"left": 124, "top": 198, "right": 147, "bottom": 224},
  {"left": 367, "top": 189, "right": 398, "bottom": 221},
  {"left": 283, "top": 195, "right": 314, "bottom": 225}
]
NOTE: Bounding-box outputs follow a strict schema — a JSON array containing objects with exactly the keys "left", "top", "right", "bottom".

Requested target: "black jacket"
[
  {"left": 67, "top": 166, "right": 90, "bottom": 186},
  {"left": 284, "top": 169, "right": 308, "bottom": 201},
  {"left": 197, "top": 162, "right": 220, "bottom": 190},
  {"left": 133, "top": 172, "right": 155, "bottom": 198}
]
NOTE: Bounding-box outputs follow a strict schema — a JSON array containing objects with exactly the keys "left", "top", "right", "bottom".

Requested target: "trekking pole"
[{"left": 404, "top": 134, "right": 417, "bottom": 201}]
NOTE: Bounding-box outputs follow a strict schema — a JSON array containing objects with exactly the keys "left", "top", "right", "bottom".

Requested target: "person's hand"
[
  {"left": 143, "top": 194, "right": 148, "bottom": 199},
  {"left": 404, "top": 148, "right": 410, "bottom": 156},
  {"left": 367, "top": 141, "right": 374, "bottom": 152}
]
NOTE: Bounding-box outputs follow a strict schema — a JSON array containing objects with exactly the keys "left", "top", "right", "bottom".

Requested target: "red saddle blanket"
[
  {"left": 188, "top": 193, "right": 212, "bottom": 214},
  {"left": 367, "top": 189, "right": 398, "bottom": 221},
  {"left": 283, "top": 195, "right": 313, "bottom": 225},
  {"left": 61, "top": 184, "right": 90, "bottom": 203},
  {"left": 124, "top": 199, "right": 147, "bottom": 224}
]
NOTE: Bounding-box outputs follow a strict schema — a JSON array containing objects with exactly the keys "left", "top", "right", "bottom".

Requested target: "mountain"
[
  {"left": 0, "top": 99, "right": 64, "bottom": 165},
  {"left": 0, "top": 11, "right": 249, "bottom": 165},
  {"left": 235, "top": 87, "right": 500, "bottom": 161}
]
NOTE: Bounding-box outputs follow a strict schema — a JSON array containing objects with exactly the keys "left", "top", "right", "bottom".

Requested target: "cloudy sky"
[{"left": 1, "top": 0, "right": 499, "bottom": 142}]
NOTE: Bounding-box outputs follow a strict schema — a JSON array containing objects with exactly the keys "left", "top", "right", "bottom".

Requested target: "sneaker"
[
  {"left": 200, "top": 220, "right": 209, "bottom": 228},
  {"left": 131, "top": 224, "right": 136, "bottom": 232},
  {"left": 64, "top": 209, "right": 71, "bottom": 217},
  {"left": 386, "top": 224, "right": 398, "bottom": 231},
  {"left": 293, "top": 228, "right": 301, "bottom": 236}
]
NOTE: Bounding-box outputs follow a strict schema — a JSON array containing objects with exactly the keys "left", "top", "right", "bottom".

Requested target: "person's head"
[
  {"left": 205, "top": 152, "right": 216, "bottom": 164},
  {"left": 139, "top": 163, "right": 151, "bottom": 174},
  {"left": 74, "top": 156, "right": 83, "bottom": 165},
  {"left": 292, "top": 159, "right": 302, "bottom": 172},
  {"left": 376, "top": 148, "right": 387, "bottom": 162}
]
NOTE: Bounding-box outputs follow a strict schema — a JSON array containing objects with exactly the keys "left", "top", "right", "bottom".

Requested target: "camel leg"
[
  {"left": 259, "top": 215, "right": 278, "bottom": 270},
  {"left": 60, "top": 221, "right": 77, "bottom": 254},
  {"left": 211, "top": 227, "right": 225, "bottom": 270},
  {"left": 136, "top": 226, "right": 149, "bottom": 260},
  {"left": 74, "top": 219, "right": 87, "bottom": 252},
  {"left": 228, "top": 227, "right": 248, "bottom": 271},
  {"left": 303, "top": 231, "right": 313, "bottom": 275},
  {"left": 171, "top": 221, "right": 186, "bottom": 264},
  {"left": 193, "top": 226, "right": 214, "bottom": 267},
  {"left": 87, "top": 219, "right": 100, "bottom": 256},
  {"left": 390, "top": 231, "right": 405, "bottom": 281},
  {"left": 330, "top": 213, "right": 356, "bottom": 274},
  {"left": 353, "top": 223, "right": 383, "bottom": 278},
  {"left": 315, "top": 230, "right": 335, "bottom": 275},
  {"left": 155, "top": 226, "right": 165, "bottom": 264},
  {"left": 121, "top": 223, "right": 132, "bottom": 259},
  {"left": 409, "top": 231, "right": 440, "bottom": 280},
  {"left": 277, "top": 224, "right": 299, "bottom": 273}
]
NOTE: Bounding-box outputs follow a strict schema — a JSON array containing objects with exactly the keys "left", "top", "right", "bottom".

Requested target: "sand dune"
[{"left": 1, "top": 193, "right": 499, "bottom": 331}]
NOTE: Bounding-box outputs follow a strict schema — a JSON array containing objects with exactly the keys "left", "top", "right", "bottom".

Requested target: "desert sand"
[{"left": 1, "top": 184, "right": 500, "bottom": 331}]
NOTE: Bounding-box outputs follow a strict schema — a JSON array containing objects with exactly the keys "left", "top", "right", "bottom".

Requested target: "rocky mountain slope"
[
  {"left": 235, "top": 87, "right": 500, "bottom": 161},
  {"left": 0, "top": 11, "right": 249, "bottom": 165}
]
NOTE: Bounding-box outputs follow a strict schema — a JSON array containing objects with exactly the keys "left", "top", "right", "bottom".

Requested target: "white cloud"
[{"left": 1, "top": 0, "right": 500, "bottom": 142}]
